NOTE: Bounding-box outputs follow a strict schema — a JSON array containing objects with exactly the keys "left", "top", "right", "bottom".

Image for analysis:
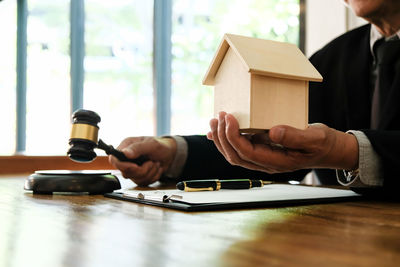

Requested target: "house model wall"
[{"left": 203, "top": 34, "right": 323, "bottom": 133}]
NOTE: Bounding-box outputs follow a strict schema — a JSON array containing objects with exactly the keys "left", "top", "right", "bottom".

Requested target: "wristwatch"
[{"left": 343, "top": 168, "right": 360, "bottom": 182}]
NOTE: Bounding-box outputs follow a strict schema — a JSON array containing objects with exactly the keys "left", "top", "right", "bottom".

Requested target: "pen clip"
[
  {"left": 163, "top": 194, "right": 183, "bottom": 202},
  {"left": 184, "top": 186, "right": 214, "bottom": 192}
]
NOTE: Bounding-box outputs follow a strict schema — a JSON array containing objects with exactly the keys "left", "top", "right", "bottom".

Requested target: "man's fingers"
[
  {"left": 224, "top": 114, "right": 303, "bottom": 171},
  {"left": 117, "top": 137, "right": 144, "bottom": 150},
  {"left": 217, "top": 112, "right": 243, "bottom": 165},
  {"left": 110, "top": 156, "right": 154, "bottom": 179},
  {"left": 134, "top": 162, "right": 160, "bottom": 186},
  {"left": 122, "top": 138, "right": 161, "bottom": 160},
  {"left": 110, "top": 136, "right": 176, "bottom": 186},
  {"left": 211, "top": 113, "right": 256, "bottom": 169},
  {"left": 222, "top": 113, "right": 273, "bottom": 171},
  {"left": 149, "top": 167, "right": 164, "bottom": 185},
  {"left": 250, "top": 133, "right": 271, "bottom": 144},
  {"left": 109, "top": 155, "right": 137, "bottom": 170},
  {"left": 206, "top": 131, "right": 213, "bottom": 140},
  {"left": 210, "top": 118, "right": 224, "bottom": 154},
  {"left": 144, "top": 162, "right": 160, "bottom": 180},
  {"left": 224, "top": 114, "right": 256, "bottom": 160},
  {"left": 269, "top": 125, "right": 326, "bottom": 150}
]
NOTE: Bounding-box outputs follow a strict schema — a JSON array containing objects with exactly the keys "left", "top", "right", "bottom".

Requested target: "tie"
[{"left": 370, "top": 37, "right": 400, "bottom": 129}]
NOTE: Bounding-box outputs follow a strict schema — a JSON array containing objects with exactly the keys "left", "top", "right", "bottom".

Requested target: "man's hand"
[
  {"left": 108, "top": 137, "right": 177, "bottom": 186},
  {"left": 207, "top": 112, "right": 359, "bottom": 173}
]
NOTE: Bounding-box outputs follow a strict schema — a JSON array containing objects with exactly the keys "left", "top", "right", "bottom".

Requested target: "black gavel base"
[{"left": 24, "top": 170, "right": 121, "bottom": 194}]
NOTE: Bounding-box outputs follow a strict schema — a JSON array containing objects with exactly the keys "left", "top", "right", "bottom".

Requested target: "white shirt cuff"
[
  {"left": 336, "top": 130, "right": 383, "bottom": 187},
  {"left": 162, "top": 135, "right": 188, "bottom": 179}
]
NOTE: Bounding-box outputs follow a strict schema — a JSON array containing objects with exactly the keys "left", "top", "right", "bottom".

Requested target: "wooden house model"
[{"left": 203, "top": 34, "right": 323, "bottom": 133}]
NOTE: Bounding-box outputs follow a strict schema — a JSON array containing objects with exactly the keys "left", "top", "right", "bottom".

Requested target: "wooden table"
[{"left": 1, "top": 175, "right": 400, "bottom": 267}]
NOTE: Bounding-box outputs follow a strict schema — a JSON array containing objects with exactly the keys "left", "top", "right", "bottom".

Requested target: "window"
[
  {"left": 171, "top": 0, "right": 301, "bottom": 135},
  {"left": 84, "top": 0, "right": 154, "bottom": 147},
  {"left": 1, "top": 0, "right": 302, "bottom": 156},
  {"left": 26, "top": 0, "right": 70, "bottom": 154},
  {"left": 0, "top": 0, "right": 17, "bottom": 155}
]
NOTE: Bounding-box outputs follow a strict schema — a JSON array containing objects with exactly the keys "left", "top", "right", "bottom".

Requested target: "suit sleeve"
[
  {"left": 307, "top": 25, "right": 400, "bottom": 195},
  {"left": 177, "top": 135, "right": 309, "bottom": 182},
  {"left": 361, "top": 130, "right": 400, "bottom": 184}
]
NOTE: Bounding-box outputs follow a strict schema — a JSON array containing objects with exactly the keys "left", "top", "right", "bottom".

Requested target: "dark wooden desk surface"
[{"left": 1, "top": 175, "right": 400, "bottom": 267}]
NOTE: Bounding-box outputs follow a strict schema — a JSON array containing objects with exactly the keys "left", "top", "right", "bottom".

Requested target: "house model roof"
[{"left": 203, "top": 33, "right": 323, "bottom": 85}]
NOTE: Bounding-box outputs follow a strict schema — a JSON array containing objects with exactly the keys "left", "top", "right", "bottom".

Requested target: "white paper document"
[{"left": 121, "top": 184, "right": 360, "bottom": 205}]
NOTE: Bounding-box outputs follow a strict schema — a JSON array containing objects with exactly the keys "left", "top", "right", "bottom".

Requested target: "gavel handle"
[{"left": 97, "top": 139, "right": 147, "bottom": 165}]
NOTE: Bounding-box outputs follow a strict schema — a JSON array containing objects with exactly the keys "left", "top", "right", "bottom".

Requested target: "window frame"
[
  {"left": 14, "top": 0, "right": 172, "bottom": 153},
  {"left": 0, "top": 155, "right": 112, "bottom": 174}
]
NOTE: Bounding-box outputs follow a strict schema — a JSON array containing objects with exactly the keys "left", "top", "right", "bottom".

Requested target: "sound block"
[{"left": 24, "top": 170, "right": 121, "bottom": 194}]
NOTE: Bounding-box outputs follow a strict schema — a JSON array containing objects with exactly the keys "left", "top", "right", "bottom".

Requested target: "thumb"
[
  {"left": 269, "top": 125, "right": 309, "bottom": 150},
  {"left": 121, "top": 147, "right": 136, "bottom": 159},
  {"left": 122, "top": 141, "right": 156, "bottom": 159},
  {"left": 124, "top": 138, "right": 169, "bottom": 160}
]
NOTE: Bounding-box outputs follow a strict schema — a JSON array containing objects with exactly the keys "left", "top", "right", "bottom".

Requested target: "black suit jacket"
[{"left": 178, "top": 24, "right": 400, "bottom": 195}]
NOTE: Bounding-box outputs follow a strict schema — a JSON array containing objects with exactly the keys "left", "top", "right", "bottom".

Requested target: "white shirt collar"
[{"left": 370, "top": 25, "right": 400, "bottom": 55}]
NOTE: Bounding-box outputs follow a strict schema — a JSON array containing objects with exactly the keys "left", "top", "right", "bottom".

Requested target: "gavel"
[{"left": 67, "top": 109, "right": 147, "bottom": 165}]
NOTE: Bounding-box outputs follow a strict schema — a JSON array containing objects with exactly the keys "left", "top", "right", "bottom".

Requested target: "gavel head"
[{"left": 67, "top": 109, "right": 101, "bottom": 162}]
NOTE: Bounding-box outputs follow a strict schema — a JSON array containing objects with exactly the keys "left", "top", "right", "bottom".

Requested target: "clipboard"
[{"left": 104, "top": 184, "right": 362, "bottom": 211}]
